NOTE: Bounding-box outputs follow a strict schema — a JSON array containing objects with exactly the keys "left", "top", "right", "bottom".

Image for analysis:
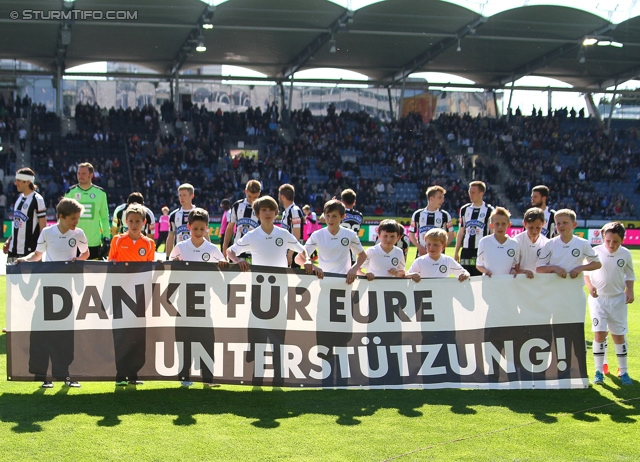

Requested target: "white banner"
[{"left": 6, "top": 262, "right": 588, "bottom": 389}]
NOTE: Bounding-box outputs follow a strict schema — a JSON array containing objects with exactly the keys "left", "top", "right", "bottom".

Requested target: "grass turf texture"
[{"left": 1, "top": 249, "right": 639, "bottom": 461}]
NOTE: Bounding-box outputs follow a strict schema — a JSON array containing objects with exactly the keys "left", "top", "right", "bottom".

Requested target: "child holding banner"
[
  {"left": 476, "top": 207, "right": 519, "bottom": 277},
  {"left": 295, "top": 199, "right": 366, "bottom": 284},
  {"left": 169, "top": 207, "right": 226, "bottom": 388},
  {"left": 536, "top": 209, "right": 600, "bottom": 279},
  {"left": 227, "top": 196, "right": 312, "bottom": 271},
  {"left": 407, "top": 228, "right": 470, "bottom": 282},
  {"left": 513, "top": 207, "right": 548, "bottom": 277},
  {"left": 16, "top": 198, "right": 89, "bottom": 388},
  {"left": 358, "top": 219, "right": 406, "bottom": 281},
  {"left": 584, "top": 222, "right": 636, "bottom": 386},
  {"left": 108, "top": 204, "right": 156, "bottom": 386}
]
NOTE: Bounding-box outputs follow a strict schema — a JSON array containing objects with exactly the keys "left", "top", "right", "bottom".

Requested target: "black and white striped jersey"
[
  {"left": 409, "top": 208, "right": 454, "bottom": 246},
  {"left": 112, "top": 203, "right": 156, "bottom": 236},
  {"left": 542, "top": 208, "right": 557, "bottom": 238},
  {"left": 459, "top": 202, "right": 494, "bottom": 251},
  {"left": 168, "top": 206, "right": 194, "bottom": 244},
  {"left": 281, "top": 203, "right": 305, "bottom": 240},
  {"left": 341, "top": 208, "right": 363, "bottom": 233},
  {"left": 9, "top": 191, "right": 46, "bottom": 257},
  {"left": 229, "top": 198, "right": 259, "bottom": 243}
]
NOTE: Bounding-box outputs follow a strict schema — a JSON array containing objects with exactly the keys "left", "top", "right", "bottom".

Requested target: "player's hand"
[
  {"left": 626, "top": 292, "right": 634, "bottom": 304},
  {"left": 2, "top": 241, "right": 9, "bottom": 255},
  {"left": 589, "top": 287, "right": 598, "bottom": 298},
  {"left": 172, "top": 255, "right": 182, "bottom": 261},
  {"left": 417, "top": 244, "right": 426, "bottom": 256},
  {"left": 366, "top": 272, "right": 375, "bottom": 281},
  {"left": 14, "top": 258, "right": 24, "bottom": 264},
  {"left": 314, "top": 267, "right": 324, "bottom": 279},
  {"left": 569, "top": 268, "right": 582, "bottom": 279},
  {"left": 524, "top": 270, "right": 534, "bottom": 279},
  {"left": 218, "top": 260, "right": 228, "bottom": 268},
  {"left": 304, "top": 262, "right": 315, "bottom": 275},
  {"left": 458, "top": 272, "right": 470, "bottom": 282},
  {"left": 346, "top": 268, "right": 358, "bottom": 285},
  {"left": 483, "top": 270, "right": 492, "bottom": 278},
  {"left": 454, "top": 252, "right": 460, "bottom": 262},
  {"left": 411, "top": 274, "right": 421, "bottom": 283},
  {"left": 554, "top": 267, "right": 567, "bottom": 278},
  {"left": 236, "top": 260, "right": 250, "bottom": 272}
]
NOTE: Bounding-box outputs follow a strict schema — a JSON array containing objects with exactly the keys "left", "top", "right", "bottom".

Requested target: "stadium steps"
[
  {"left": 159, "top": 121, "right": 174, "bottom": 138},
  {"left": 61, "top": 116, "right": 76, "bottom": 139},
  {"left": 15, "top": 116, "right": 30, "bottom": 170}
]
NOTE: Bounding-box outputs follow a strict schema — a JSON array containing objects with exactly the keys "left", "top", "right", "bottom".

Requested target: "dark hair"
[
  {"left": 532, "top": 185, "right": 550, "bottom": 197},
  {"left": 188, "top": 207, "right": 209, "bottom": 225},
  {"left": 323, "top": 199, "right": 345, "bottom": 216},
  {"left": 246, "top": 179, "right": 262, "bottom": 194},
  {"left": 378, "top": 219, "right": 400, "bottom": 235},
  {"left": 601, "top": 221, "right": 625, "bottom": 240},
  {"left": 523, "top": 207, "right": 545, "bottom": 223},
  {"left": 469, "top": 180, "right": 486, "bottom": 193},
  {"left": 127, "top": 192, "right": 145, "bottom": 205},
  {"left": 16, "top": 167, "right": 37, "bottom": 191},
  {"left": 220, "top": 198, "right": 231, "bottom": 211}
]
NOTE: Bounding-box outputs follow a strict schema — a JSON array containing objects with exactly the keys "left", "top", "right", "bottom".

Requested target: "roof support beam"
[
  {"left": 169, "top": 5, "right": 213, "bottom": 76},
  {"left": 490, "top": 24, "right": 616, "bottom": 86},
  {"left": 389, "top": 16, "right": 487, "bottom": 84},
  {"left": 279, "top": 9, "right": 354, "bottom": 80},
  {"left": 597, "top": 63, "right": 640, "bottom": 89}
]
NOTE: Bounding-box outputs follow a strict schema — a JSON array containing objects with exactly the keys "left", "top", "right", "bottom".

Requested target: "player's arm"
[
  {"left": 99, "top": 191, "right": 110, "bottom": 240},
  {"left": 146, "top": 211, "right": 156, "bottom": 238},
  {"left": 584, "top": 274, "right": 598, "bottom": 298},
  {"left": 350, "top": 251, "right": 367, "bottom": 283},
  {"left": 15, "top": 250, "right": 44, "bottom": 263},
  {"left": 3, "top": 235, "right": 12, "bottom": 254},
  {"left": 221, "top": 220, "right": 234, "bottom": 256},
  {"left": 453, "top": 225, "right": 464, "bottom": 261},
  {"left": 38, "top": 216, "right": 47, "bottom": 232},
  {"left": 226, "top": 247, "right": 250, "bottom": 271},
  {"left": 165, "top": 230, "right": 175, "bottom": 258},
  {"left": 625, "top": 280, "right": 635, "bottom": 304},
  {"left": 569, "top": 260, "right": 601, "bottom": 279}
]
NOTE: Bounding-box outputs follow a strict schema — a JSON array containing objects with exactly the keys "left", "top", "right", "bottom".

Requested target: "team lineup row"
[{"left": 4, "top": 162, "right": 635, "bottom": 389}]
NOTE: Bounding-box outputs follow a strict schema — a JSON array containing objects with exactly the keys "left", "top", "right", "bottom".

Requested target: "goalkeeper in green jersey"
[{"left": 65, "top": 162, "right": 110, "bottom": 260}]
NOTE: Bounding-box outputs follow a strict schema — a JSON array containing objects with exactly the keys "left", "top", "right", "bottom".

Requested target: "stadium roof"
[{"left": 2, "top": 0, "right": 640, "bottom": 90}]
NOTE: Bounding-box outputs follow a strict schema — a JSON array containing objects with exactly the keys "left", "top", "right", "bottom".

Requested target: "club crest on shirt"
[
  {"left": 202, "top": 253, "right": 210, "bottom": 262},
  {"left": 537, "top": 249, "right": 541, "bottom": 256},
  {"left": 341, "top": 238, "right": 349, "bottom": 246},
  {"left": 436, "top": 218, "right": 441, "bottom": 224},
  {"left": 138, "top": 248, "right": 146, "bottom": 256},
  {"left": 572, "top": 249, "right": 580, "bottom": 257},
  {"left": 479, "top": 213, "right": 485, "bottom": 218},
  {"left": 90, "top": 193, "right": 96, "bottom": 199},
  {"left": 75, "top": 193, "right": 81, "bottom": 200},
  {"left": 439, "top": 265, "right": 447, "bottom": 273},
  {"left": 617, "top": 259, "right": 625, "bottom": 267},
  {"left": 68, "top": 238, "right": 76, "bottom": 247},
  {"left": 592, "top": 318, "right": 599, "bottom": 327},
  {"left": 391, "top": 257, "right": 399, "bottom": 266},
  {"left": 275, "top": 238, "right": 284, "bottom": 247},
  {"left": 507, "top": 249, "right": 515, "bottom": 257}
]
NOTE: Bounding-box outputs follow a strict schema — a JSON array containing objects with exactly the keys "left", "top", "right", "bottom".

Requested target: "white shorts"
[{"left": 588, "top": 293, "right": 628, "bottom": 335}]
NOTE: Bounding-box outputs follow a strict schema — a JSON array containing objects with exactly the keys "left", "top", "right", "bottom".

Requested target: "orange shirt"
[{"left": 108, "top": 233, "right": 156, "bottom": 262}]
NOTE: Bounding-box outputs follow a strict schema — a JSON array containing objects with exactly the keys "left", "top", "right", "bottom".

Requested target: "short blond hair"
[
  {"left": 555, "top": 208, "right": 577, "bottom": 223},
  {"left": 178, "top": 183, "right": 194, "bottom": 195},
  {"left": 424, "top": 228, "right": 447, "bottom": 246},
  {"left": 490, "top": 206, "right": 511, "bottom": 220}
]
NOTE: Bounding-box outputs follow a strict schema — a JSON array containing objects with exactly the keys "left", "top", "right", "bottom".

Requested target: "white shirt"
[
  {"left": 476, "top": 234, "right": 519, "bottom": 275},
  {"left": 361, "top": 244, "right": 405, "bottom": 276},
  {"left": 36, "top": 225, "right": 88, "bottom": 262},
  {"left": 514, "top": 231, "right": 548, "bottom": 272},
  {"left": 587, "top": 245, "right": 635, "bottom": 297},
  {"left": 537, "top": 235, "right": 599, "bottom": 271},
  {"left": 408, "top": 254, "right": 468, "bottom": 278},
  {"left": 170, "top": 239, "right": 225, "bottom": 263},
  {"left": 230, "top": 226, "right": 305, "bottom": 268},
  {"left": 304, "top": 227, "right": 364, "bottom": 274}
]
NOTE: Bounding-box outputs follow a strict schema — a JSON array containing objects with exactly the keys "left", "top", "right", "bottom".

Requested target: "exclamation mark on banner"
[{"left": 556, "top": 337, "right": 567, "bottom": 371}]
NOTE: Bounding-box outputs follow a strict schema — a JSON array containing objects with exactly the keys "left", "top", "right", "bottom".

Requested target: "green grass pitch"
[{"left": 1, "top": 250, "right": 639, "bottom": 461}]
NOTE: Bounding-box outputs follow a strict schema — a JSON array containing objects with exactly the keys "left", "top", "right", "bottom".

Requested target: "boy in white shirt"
[
  {"left": 536, "top": 208, "right": 601, "bottom": 279},
  {"left": 476, "top": 207, "right": 519, "bottom": 277},
  {"left": 169, "top": 207, "right": 226, "bottom": 388},
  {"left": 407, "top": 228, "right": 469, "bottom": 282},
  {"left": 170, "top": 208, "right": 228, "bottom": 265},
  {"left": 295, "top": 199, "right": 365, "bottom": 284},
  {"left": 584, "top": 222, "right": 635, "bottom": 386},
  {"left": 513, "top": 207, "right": 548, "bottom": 277},
  {"left": 227, "top": 196, "right": 311, "bottom": 270},
  {"left": 358, "top": 219, "right": 406, "bottom": 281},
  {"left": 16, "top": 198, "right": 89, "bottom": 389}
]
